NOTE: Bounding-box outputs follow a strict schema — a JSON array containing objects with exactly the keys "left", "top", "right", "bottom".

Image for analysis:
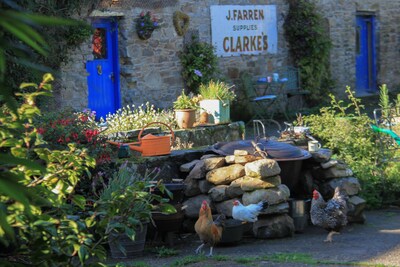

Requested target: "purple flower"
[
  {"left": 153, "top": 21, "right": 158, "bottom": 27},
  {"left": 140, "top": 22, "right": 145, "bottom": 27},
  {"left": 194, "top": 69, "right": 203, "bottom": 77}
]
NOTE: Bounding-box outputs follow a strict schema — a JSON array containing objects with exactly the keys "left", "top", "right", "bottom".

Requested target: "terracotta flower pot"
[{"left": 175, "top": 109, "right": 196, "bottom": 129}]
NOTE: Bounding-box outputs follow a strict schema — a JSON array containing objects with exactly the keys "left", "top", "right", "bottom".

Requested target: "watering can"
[{"left": 108, "top": 122, "right": 175, "bottom": 157}]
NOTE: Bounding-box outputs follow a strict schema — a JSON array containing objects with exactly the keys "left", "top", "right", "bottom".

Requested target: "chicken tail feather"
[{"left": 260, "top": 200, "right": 269, "bottom": 210}]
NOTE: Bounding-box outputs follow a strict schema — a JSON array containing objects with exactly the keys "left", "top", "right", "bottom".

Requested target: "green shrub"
[
  {"left": 284, "top": 0, "right": 333, "bottom": 104},
  {"left": 0, "top": 74, "right": 106, "bottom": 266},
  {"left": 179, "top": 35, "right": 220, "bottom": 94},
  {"left": 302, "top": 87, "right": 384, "bottom": 207},
  {"left": 35, "top": 108, "right": 114, "bottom": 164}
]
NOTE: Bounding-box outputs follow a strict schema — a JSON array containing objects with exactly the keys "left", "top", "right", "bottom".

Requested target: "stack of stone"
[
  {"left": 305, "top": 148, "right": 366, "bottom": 223},
  {"left": 181, "top": 150, "right": 295, "bottom": 239}
]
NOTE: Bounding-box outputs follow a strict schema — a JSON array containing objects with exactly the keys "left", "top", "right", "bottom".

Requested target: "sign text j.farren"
[{"left": 211, "top": 5, "right": 277, "bottom": 57}]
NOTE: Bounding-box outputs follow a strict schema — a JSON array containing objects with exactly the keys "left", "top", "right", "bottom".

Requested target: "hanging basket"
[{"left": 137, "top": 29, "right": 154, "bottom": 40}]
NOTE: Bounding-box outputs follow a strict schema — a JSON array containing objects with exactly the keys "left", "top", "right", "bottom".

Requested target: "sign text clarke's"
[{"left": 210, "top": 5, "right": 277, "bottom": 57}]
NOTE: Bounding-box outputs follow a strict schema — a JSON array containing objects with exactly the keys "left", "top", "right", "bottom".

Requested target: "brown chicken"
[
  {"left": 310, "top": 187, "right": 348, "bottom": 242},
  {"left": 194, "top": 200, "right": 223, "bottom": 257}
]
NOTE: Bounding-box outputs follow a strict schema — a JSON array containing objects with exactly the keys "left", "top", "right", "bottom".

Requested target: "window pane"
[{"left": 92, "top": 28, "right": 107, "bottom": 59}]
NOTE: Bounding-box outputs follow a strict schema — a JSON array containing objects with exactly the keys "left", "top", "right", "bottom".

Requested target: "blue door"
[
  {"left": 356, "top": 15, "right": 377, "bottom": 95},
  {"left": 86, "top": 19, "right": 121, "bottom": 120}
]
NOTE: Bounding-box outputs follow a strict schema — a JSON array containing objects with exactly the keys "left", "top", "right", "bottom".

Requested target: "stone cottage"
[{"left": 58, "top": 0, "right": 400, "bottom": 120}]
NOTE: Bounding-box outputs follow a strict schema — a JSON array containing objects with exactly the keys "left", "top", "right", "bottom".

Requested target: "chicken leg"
[
  {"left": 207, "top": 246, "right": 214, "bottom": 257},
  {"left": 195, "top": 243, "right": 205, "bottom": 254},
  {"left": 324, "top": 231, "right": 340, "bottom": 242},
  {"left": 195, "top": 243, "right": 215, "bottom": 257}
]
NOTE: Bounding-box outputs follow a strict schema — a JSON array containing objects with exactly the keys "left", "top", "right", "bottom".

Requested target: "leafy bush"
[
  {"left": 284, "top": 0, "right": 333, "bottom": 104},
  {"left": 0, "top": 74, "right": 106, "bottom": 266},
  {"left": 95, "top": 163, "right": 176, "bottom": 243},
  {"left": 35, "top": 108, "right": 113, "bottom": 165},
  {"left": 302, "top": 87, "right": 384, "bottom": 207},
  {"left": 179, "top": 35, "right": 220, "bottom": 94}
]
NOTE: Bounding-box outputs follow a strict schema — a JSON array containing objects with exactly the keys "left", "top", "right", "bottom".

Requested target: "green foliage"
[
  {"left": 173, "top": 89, "right": 200, "bottom": 110},
  {"left": 34, "top": 108, "right": 113, "bottom": 164},
  {"left": 179, "top": 35, "right": 220, "bottom": 94},
  {"left": 284, "top": 0, "right": 333, "bottom": 104},
  {"left": 151, "top": 246, "right": 180, "bottom": 258},
  {"left": 0, "top": 1, "right": 89, "bottom": 106},
  {"left": 0, "top": 74, "right": 106, "bottom": 265},
  {"left": 379, "top": 84, "right": 391, "bottom": 113},
  {"left": 95, "top": 163, "right": 176, "bottom": 242},
  {"left": 103, "top": 102, "right": 176, "bottom": 133},
  {"left": 199, "top": 80, "right": 236, "bottom": 102},
  {"left": 302, "top": 87, "right": 384, "bottom": 207}
]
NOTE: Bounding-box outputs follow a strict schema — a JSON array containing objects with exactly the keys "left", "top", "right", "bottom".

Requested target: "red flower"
[
  {"left": 80, "top": 115, "right": 88, "bottom": 122},
  {"left": 71, "top": 132, "right": 79, "bottom": 140},
  {"left": 37, "top": 128, "right": 45, "bottom": 135}
]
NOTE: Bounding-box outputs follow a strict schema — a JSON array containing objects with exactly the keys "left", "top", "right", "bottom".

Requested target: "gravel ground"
[{"left": 110, "top": 208, "right": 400, "bottom": 267}]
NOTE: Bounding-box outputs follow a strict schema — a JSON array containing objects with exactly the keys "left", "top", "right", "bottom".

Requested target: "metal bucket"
[{"left": 288, "top": 199, "right": 310, "bottom": 233}]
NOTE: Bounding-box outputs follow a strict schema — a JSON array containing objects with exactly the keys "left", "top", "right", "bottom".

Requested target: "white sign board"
[{"left": 210, "top": 5, "right": 277, "bottom": 57}]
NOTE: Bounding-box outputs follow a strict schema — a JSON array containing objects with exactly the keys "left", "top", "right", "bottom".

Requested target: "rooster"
[
  {"left": 194, "top": 200, "right": 224, "bottom": 257},
  {"left": 232, "top": 199, "right": 269, "bottom": 223},
  {"left": 310, "top": 187, "right": 348, "bottom": 242}
]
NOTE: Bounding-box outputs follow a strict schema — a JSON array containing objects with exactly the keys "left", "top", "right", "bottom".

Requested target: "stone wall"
[
  {"left": 315, "top": 0, "right": 400, "bottom": 98},
  {"left": 58, "top": 0, "right": 291, "bottom": 113},
  {"left": 58, "top": 0, "right": 400, "bottom": 114},
  {"left": 125, "top": 143, "right": 366, "bottom": 239}
]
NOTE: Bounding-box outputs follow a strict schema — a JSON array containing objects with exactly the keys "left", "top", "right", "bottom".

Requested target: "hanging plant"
[
  {"left": 136, "top": 11, "right": 160, "bottom": 40},
  {"left": 173, "top": 11, "right": 190, "bottom": 36}
]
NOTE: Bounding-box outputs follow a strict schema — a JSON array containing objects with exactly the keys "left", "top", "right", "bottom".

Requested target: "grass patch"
[
  {"left": 235, "top": 256, "right": 260, "bottom": 264},
  {"left": 112, "top": 261, "right": 151, "bottom": 267},
  {"left": 213, "top": 255, "right": 229, "bottom": 261},
  {"left": 170, "top": 255, "right": 207, "bottom": 266},
  {"left": 150, "top": 246, "right": 180, "bottom": 258},
  {"left": 166, "top": 252, "right": 391, "bottom": 267},
  {"left": 263, "top": 253, "right": 315, "bottom": 263}
]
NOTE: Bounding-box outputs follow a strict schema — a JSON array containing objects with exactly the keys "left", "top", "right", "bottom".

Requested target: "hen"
[
  {"left": 232, "top": 199, "right": 269, "bottom": 223},
  {"left": 310, "top": 187, "right": 348, "bottom": 242},
  {"left": 194, "top": 200, "right": 224, "bottom": 257}
]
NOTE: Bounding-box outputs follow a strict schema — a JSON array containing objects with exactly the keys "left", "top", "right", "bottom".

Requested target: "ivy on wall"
[
  {"left": 5, "top": 1, "right": 95, "bottom": 101},
  {"left": 284, "top": 0, "right": 333, "bottom": 105}
]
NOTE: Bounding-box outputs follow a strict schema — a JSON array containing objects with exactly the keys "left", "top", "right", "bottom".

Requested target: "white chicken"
[{"left": 232, "top": 200, "right": 269, "bottom": 223}]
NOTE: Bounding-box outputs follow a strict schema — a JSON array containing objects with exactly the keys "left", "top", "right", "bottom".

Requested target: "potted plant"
[
  {"left": 173, "top": 89, "right": 200, "bottom": 129},
  {"left": 95, "top": 163, "right": 176, "bottom": 258},
  {"left": 198, "top": 80, "right": 236, "bottom": 124},
  {"left": 136, "top": 11, "right": 160, "bottom": 40}
]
